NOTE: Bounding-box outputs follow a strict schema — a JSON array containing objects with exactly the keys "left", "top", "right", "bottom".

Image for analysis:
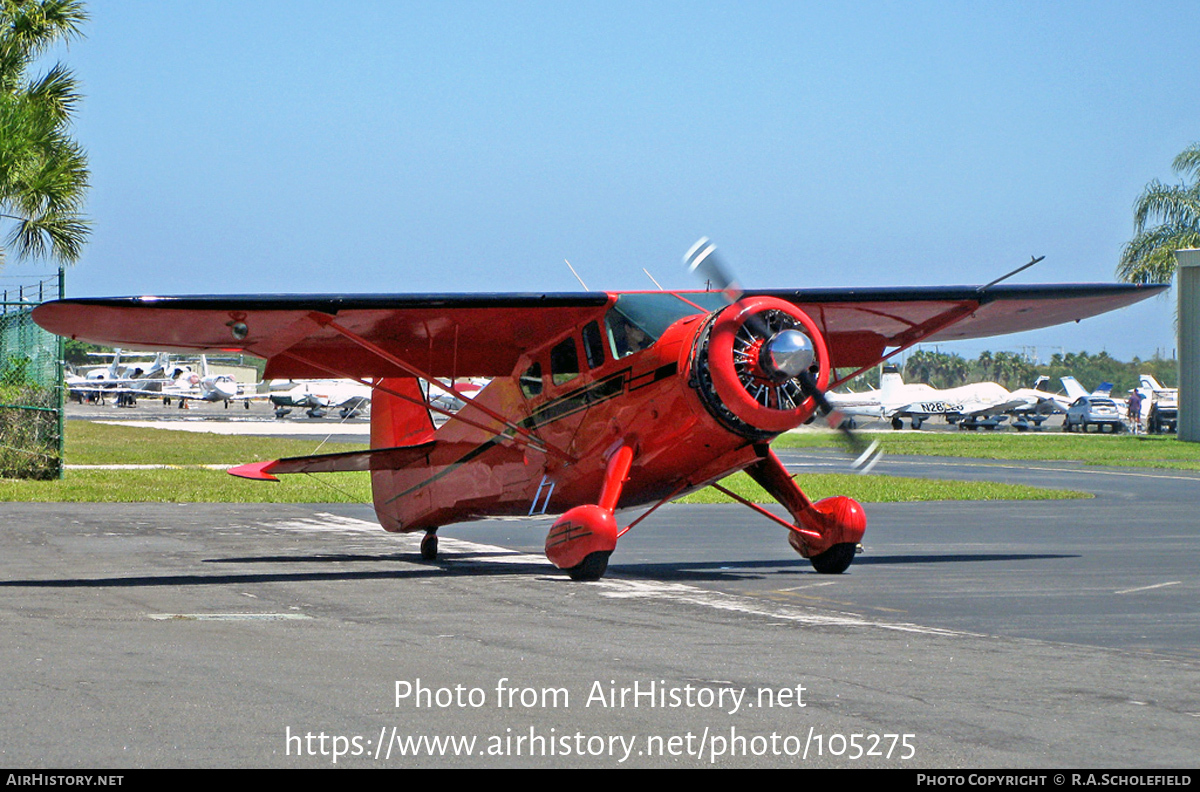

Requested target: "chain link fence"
[{"left": 0, "top": 270, "right": 65, "bottom": 479}]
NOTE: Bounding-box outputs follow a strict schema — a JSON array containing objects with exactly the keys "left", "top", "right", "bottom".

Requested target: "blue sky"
[{"left": 5, "top": 1, "right": 1198, "bottom": 363}]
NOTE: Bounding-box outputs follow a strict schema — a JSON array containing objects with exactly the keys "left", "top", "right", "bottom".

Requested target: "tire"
[
  {"left": 568, "top": 551, "right": 611, "bottom": 581},
  {"left": 809, "top": 543, "right": 857, "bottom": 574},
  {"left": 891, "top": 417, "right": 903, "bottom": 431}
]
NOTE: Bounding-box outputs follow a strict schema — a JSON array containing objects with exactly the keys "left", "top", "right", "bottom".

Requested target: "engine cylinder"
[{"left": 691, "top": 296, "right": 830, "bottom": 437}]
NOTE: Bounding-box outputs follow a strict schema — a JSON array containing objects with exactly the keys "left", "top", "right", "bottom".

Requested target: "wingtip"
[{"left": 227, "top": 460, "right": 280, "bottom": 481}]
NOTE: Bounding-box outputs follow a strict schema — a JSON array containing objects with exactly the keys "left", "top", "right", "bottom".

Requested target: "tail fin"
[
  {"left": 370, "top": 377, "right": 435, "bottom": 448},
  {"left": 231, "top": 377, "right": 438, "bottom": 482},
  {"left": 879, "top": 365, "right": 903, "bottom": 399},
  {"left": 1060, "top": 376, "right": 1088, "bottom": 400}
]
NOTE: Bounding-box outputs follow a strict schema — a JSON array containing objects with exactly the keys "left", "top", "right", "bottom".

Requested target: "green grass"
[
  {"left": 774, "top": 428, "right": 1200, "bottom": 470},
  {"left": 0, "top": 468, "right": 372, "bottom": 502},
  {"left": 0, "top": 420, "right": 1088, "bottom": 504},
  {"left": 67, "top": 420, "right": 366, "bottom": 465},
  {"left": 677, "top": 471, "right": 1089, "bottom": 505},
  {"left": 0, "top": 421, "right": 369, "bottom": 502}
]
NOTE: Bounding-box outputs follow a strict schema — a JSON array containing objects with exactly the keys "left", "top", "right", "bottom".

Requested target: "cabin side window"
[
  {"left": 519, "top": 362, "right": 543, "bottom": 398},
  {"left": 582, "top": 321, "right": 605, "bottom": 369},
  {"left": 550, "top": 337, "right": 580, "bottom": 386},
  {"left": 605, "top": 310, "right": 654, "bottom": 359}
]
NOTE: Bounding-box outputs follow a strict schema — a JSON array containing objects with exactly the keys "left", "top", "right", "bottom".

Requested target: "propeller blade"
[
  {"left": 684, "top": 237, "right": 743, "bottom": 303},
  {"left": 798, "top": 371, "right": 882, "bottom": 474}
]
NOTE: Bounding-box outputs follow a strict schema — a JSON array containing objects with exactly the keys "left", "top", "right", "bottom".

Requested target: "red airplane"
[{"left": 33, "top": 242, "right": 1164, "bottom": 580}]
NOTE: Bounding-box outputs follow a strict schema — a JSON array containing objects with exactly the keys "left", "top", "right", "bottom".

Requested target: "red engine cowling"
[{"left": 692, "top": 296, "right": 831, "bottom": 438}]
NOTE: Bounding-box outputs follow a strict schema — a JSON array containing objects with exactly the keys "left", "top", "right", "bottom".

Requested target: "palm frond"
[
  {"left": 0, "top": 0, "right": 90, "bottom": 266},
  {"left": 1132, "top": 180, "right": 1200, "bottom": 233},
  {"left": 1117, "top": 224, "right": 1200, "bottom": 284},
  {"left": 1118, "top": 142, "right": 1200, "bottom": 284},
  {"left": 1172, "top": 141, "right": 1200, "bottom": 183}
]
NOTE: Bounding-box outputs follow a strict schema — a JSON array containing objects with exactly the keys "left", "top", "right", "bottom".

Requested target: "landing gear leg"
[
  {"left": 420, "top": 530, "right": 438, "bottom": 561},
  {"left": 745, "top": 448, "right": 867, "bottom": 574},
  {"left": 544, "top": 445, "right": 633, "bottom": 581}
]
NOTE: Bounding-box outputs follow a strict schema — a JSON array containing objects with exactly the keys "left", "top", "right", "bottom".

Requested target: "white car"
[{"left": 1063, "top": 396, "right": 1124, "bottom": 433}]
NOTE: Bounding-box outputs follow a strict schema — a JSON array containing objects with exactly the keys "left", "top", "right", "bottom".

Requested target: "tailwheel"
[
  {"left": 808, "top": 542, "right": 857, "bottom": 574},
  {"left": 420, "top": 531, "right": 438, "bottom": 561},
  {"left": 568, "top": 551, "right": 611, "bottom": 581}
]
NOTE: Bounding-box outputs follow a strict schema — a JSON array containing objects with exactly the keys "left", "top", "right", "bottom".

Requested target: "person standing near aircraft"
[{"left": 1127, "top": 388, "right": 1143, "bottom": 434}]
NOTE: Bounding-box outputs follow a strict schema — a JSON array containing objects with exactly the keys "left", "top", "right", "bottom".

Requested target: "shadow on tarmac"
[{"left": 0, "top": 551, "right": 1078, "bottom": 588}]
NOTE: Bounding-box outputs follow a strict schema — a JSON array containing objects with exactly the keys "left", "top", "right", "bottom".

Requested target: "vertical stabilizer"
[
  {"left": 370, "top": 378, "right": 435, "bottom": 449},
  {"left": 1060, "top": 376, "right": 1088, "bottom": 401},
  {"left": 879, "top": 365, "right": 903, "bottom": 400}
]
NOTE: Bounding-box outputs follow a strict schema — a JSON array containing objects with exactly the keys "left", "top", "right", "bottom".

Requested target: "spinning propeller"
[{"left": 685, "top": 238, "right": 881, "bottom": 473}]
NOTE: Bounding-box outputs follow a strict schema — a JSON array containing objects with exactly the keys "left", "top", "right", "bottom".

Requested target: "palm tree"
[
  {"left": 1117, "top": 142, "right": 1200, "bottom": 285},
  {"left": 0, "top": 0, "right": 90, "bottom": 266}
]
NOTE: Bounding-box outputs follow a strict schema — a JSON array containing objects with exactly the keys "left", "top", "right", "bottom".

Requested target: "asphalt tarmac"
[{"left": 1, "top": 406, "right": 1196, "bottom": 768}]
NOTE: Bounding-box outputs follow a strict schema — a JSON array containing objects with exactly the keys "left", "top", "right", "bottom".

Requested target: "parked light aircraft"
[
  {"left": 825, "top": 366, "right": 1062, "bottom": 430},
  {"left": 32, "top": 241, "right": 1164, "bottom": 579},
  {"left": 269, "top": 379, "right": 373, "bottom": 419},
  {"left": 990, "top": 375, "right": 1073, "bottom": 430},
  {"left": 161, "top": 355, "right": 257, "bottom": 408},
  {"left": 67, "top": 350, "right": 188, "bottom": 406},
  {"left": 65, "top": 349, "right": 135, "bottom": 402}
]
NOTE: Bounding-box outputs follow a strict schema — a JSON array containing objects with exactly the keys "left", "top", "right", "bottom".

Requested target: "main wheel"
[
  {"left": 420, "top": 531, "right": 438, "bottom": 561},
  {"left": 568, "top": 551, "right": 611, "bottom": 581},
  {"left": 809, "top": 543, "right": 856, "bottom": 574}
]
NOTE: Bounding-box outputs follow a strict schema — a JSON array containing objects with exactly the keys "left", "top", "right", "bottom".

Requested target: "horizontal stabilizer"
[{"left": 228, "top": 441, "right": 438, "bottom": 481}]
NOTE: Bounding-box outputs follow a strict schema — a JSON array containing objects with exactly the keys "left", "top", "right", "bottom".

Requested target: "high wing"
[
  {"left": 32, "top": 283, "right": 1165, "bottom": 378},
  {"left": 756, "top": 283, "right": 1167, "bottom": 369},
  {"left": 34, "top": 293, "right": 612, "bottom": 379}
]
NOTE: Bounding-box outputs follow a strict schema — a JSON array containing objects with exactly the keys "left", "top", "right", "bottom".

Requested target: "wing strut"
[
  {"left": 708, "top": 481, "right": 822, "bottom": 539},
  {"left": 828, "top": 301, "right": 979, "bottom": 389},
  {"left": 281, "top": 315, "right": 578, "bottom": 463}
]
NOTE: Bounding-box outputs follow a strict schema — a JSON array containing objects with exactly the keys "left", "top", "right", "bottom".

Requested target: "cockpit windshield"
[{"left": 604, "top": 292, "right": 726, "bottom": 359}]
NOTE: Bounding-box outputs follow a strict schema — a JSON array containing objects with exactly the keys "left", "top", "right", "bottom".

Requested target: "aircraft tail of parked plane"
[{"left": 1060, "top": 376, "right": 1089, "bottom": 401}]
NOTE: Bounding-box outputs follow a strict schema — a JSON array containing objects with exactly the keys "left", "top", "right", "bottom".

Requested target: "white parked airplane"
[
  {"left": 161, "top": 355, "right": 259, "bottom": 408},
  {"left": 67, "top": 350, "right": 189, "bottom": 405},
  {"left": 826, "top": 365, "right": 1062, "bottom": 430},
  {"left": 268, "top": 379, "right": 372, "bottom": 419}
]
